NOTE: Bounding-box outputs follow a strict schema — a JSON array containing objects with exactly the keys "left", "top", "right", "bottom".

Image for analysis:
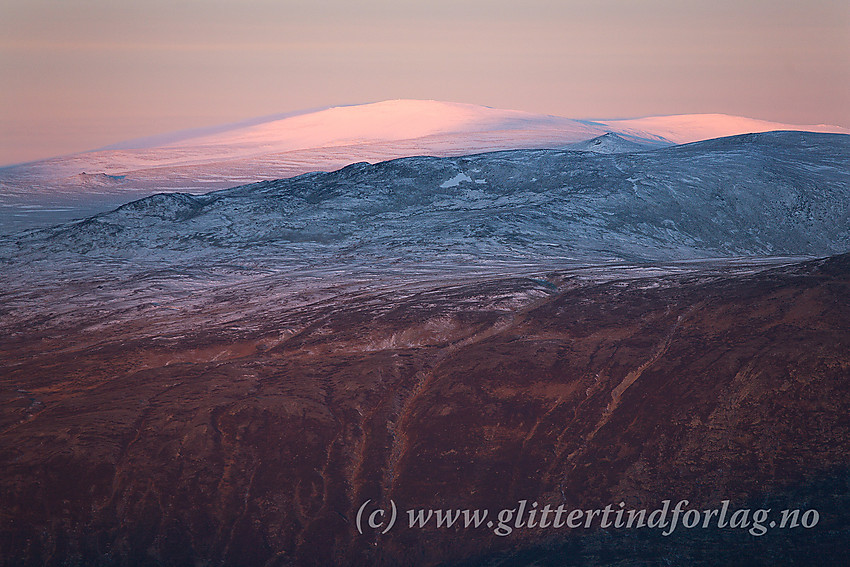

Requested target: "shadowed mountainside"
[{"left": 1, "top": 254, "right": 848, "bottom": 565}]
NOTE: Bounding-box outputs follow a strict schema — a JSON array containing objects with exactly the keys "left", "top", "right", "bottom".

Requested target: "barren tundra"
[
  {"left": 1, "top": 128, "right": 849, "bottom": 565},
  {"left": 1, "top": 255, "right": 849, "bottom": 566}
]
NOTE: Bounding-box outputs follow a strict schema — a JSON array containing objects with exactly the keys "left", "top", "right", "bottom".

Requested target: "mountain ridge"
[
  {"left": 6, "top": 131, "right": 847, "bottom": 277},
  {"left": 1, "top": 101, "right": 847, "bottom": 235}
]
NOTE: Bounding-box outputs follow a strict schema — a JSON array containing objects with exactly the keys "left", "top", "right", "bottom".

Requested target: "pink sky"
[{"left": 1, "top": 0, "right": 848, "bottom": 166}]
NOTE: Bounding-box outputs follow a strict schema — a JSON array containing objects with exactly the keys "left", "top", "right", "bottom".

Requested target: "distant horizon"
[{"left": 2, "top": 0, "right": 848, "bottom": 166}]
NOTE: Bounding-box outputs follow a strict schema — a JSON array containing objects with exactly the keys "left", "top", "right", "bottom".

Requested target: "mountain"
[
  {"left": 2, "top": 246, "right": 848, "bottom": 566},
  {"left": 2, "top": 100, "right": 847, "bottom": 235},
  {"left": 119, "top": 99, "right": 606, "bottom": 155},
  {"left": 2, "top": 118, "right": 849, "bottom": 565},
  {"left": 6, "top": 131, "right": 847, "bottom": 277}
]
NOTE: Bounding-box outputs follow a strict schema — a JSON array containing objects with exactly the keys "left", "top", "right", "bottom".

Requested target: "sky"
[{"left": 1, "top": 0, "right": 848, "bottom": 166}]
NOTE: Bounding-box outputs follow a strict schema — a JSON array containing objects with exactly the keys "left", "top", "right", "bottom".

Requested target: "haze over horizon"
[{"left": 1, "top": 0, "right": 848, "bottom": 166}]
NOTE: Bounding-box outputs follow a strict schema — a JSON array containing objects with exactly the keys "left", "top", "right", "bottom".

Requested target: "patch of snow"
[{"left": 440, "top": 172, "right": 473, "bottom": 188}]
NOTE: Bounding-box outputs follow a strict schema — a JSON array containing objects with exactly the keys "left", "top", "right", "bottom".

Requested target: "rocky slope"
[
  {"left": 0, "top": 254, "right": 848, "bottom": 566},
  {"left": 5, "top": 131, "right": 849, "bottom": 273}
]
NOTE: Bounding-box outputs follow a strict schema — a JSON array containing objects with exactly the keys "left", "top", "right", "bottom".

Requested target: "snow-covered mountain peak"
[{"left": 157, "top": 99, "right": 598, "bottom": 154}]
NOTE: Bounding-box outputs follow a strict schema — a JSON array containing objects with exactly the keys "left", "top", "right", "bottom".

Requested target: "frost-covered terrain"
[
  {"left": 2, "top": 100, "right": 847, "bottom": 234},
  {"left": 2, "top": 120, "right": 850, "bottom": 567},
  {"left": 1, "top": 129, "right": 847, "bottom": 340},
  {"left": 5, "top": 131, "right": 847, "bottom": 271}
]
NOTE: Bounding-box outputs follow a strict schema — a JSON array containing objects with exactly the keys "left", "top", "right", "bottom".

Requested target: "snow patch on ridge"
[{"left": 440, "top": 172, "right": 473, "bottom": 188}]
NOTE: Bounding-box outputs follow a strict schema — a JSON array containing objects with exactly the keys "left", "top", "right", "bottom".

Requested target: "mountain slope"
[
  {"left": 3, "top": 101, "right": 847, "bottom": 235},
  {"left": 2, "top": 248, "right": 848, "bottom": 566},
  {"left": 5, "top": 132, "right": 848, "bottom": 277}
]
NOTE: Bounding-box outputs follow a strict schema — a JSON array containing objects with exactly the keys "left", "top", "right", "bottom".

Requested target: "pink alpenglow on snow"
[{"left": 598, "top": 113, "right": 850, "bottom": 145}]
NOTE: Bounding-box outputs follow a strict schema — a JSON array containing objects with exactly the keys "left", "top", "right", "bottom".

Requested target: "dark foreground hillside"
[{"left": 1, "top": 253, "right": 848, "bottom": 566}]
